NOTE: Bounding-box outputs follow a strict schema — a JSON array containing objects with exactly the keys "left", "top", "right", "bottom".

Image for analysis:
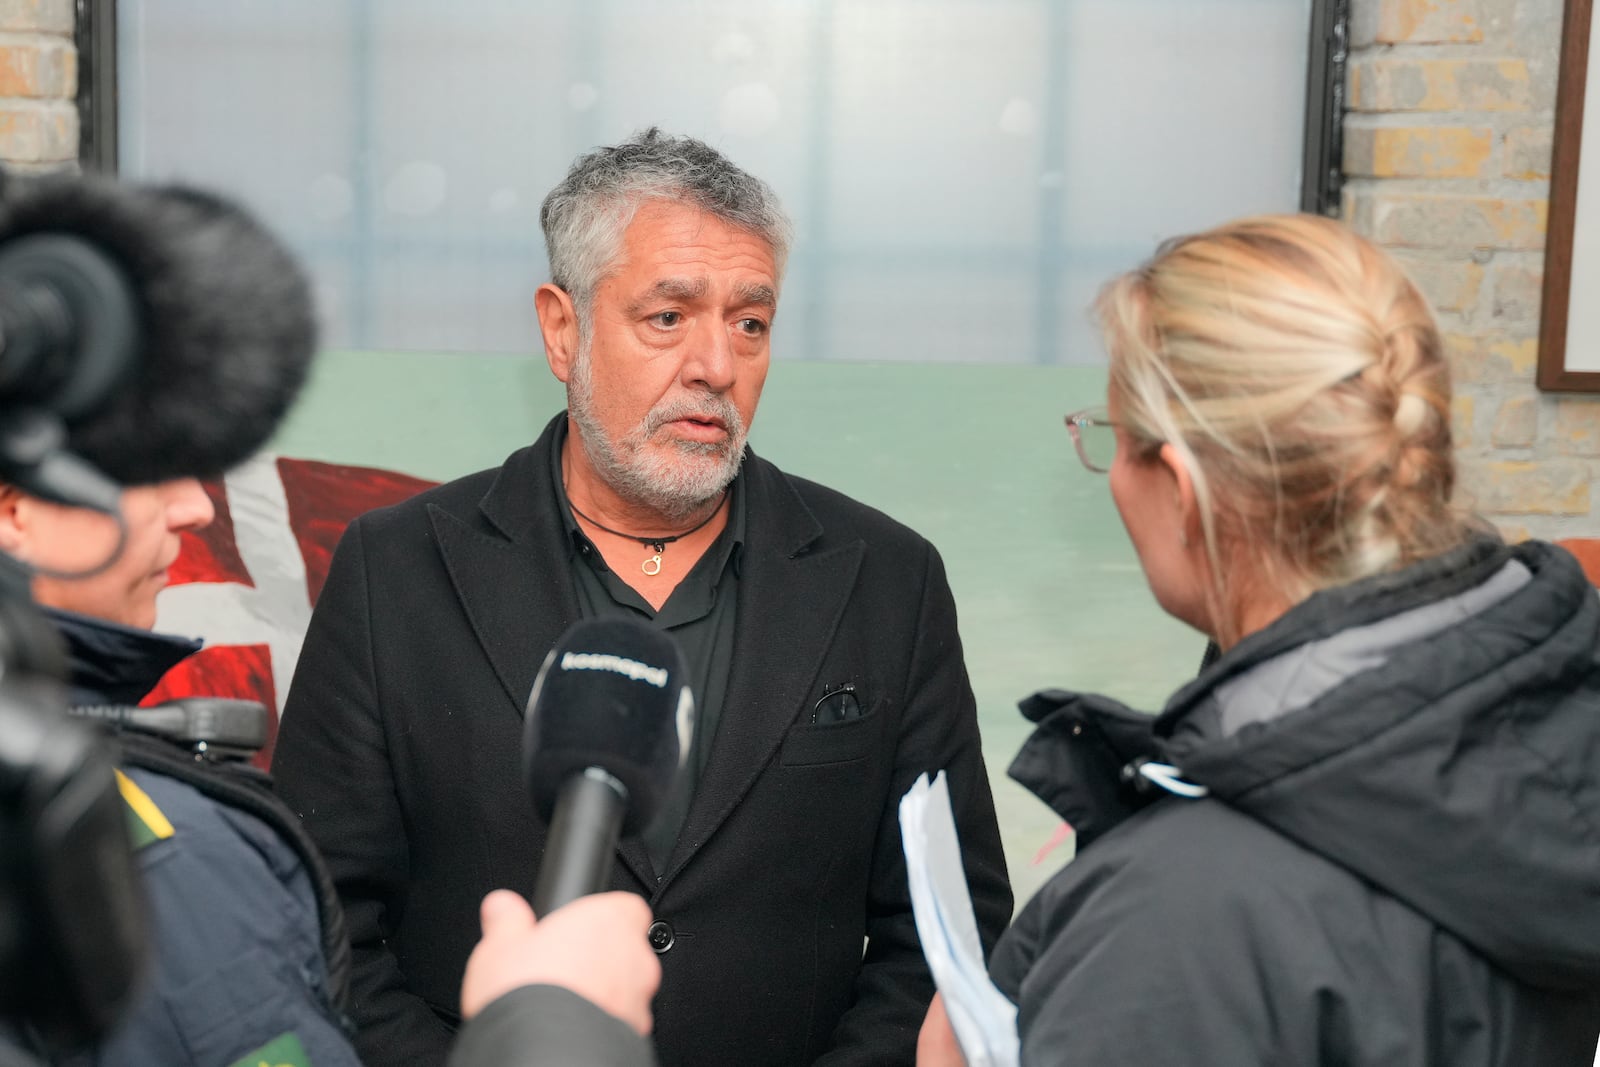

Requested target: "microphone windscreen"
[
  {"left": 523, "top": 618, "right": 694, "bottom": 837},
  {"left": 0, "top": 174, "right": 316, "bottom": 484}
]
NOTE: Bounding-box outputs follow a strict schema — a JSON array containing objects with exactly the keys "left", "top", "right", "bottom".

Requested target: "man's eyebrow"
[
  {"left": 624, "top": 277, "right": 708, "bottom": 315},
  {"left": 733, "top": 282, "right": 778, "bottom": 310}
]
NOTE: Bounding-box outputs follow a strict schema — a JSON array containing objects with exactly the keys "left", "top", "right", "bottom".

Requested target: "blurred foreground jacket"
[{"left": 51, "top": 608, "right": 359, "bottom": 1067}]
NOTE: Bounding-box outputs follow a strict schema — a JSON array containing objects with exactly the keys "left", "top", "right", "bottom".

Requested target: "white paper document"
[{"left": 900, "top": 771, "right": 1021, "bottom": 1067}]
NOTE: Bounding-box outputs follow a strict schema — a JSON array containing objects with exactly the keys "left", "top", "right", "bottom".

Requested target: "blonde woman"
[{"left": 924, "top": 215, "right": 1600, "bottom": 1066}]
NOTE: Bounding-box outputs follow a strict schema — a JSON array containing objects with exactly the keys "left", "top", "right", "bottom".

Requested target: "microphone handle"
[{"left": 532, "top": 767, "right": 628, "bottom": 916}]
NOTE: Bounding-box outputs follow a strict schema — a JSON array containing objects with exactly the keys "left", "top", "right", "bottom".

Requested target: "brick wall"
[
  {"left": 0, "top": 0, "right": 75, "bottom": 173},
  {"left": 1345, "top": 0, "right": 1597, "bottom": 539}
]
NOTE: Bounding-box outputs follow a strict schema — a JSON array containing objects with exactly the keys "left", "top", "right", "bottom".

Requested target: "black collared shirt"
[{"left": 550, "top": 422, "right": 744, "bottom": 876}]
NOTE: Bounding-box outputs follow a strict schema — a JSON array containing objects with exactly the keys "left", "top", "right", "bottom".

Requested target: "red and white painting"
[{"left": 147, "top": 455, "right": 438, "bottom": 768}]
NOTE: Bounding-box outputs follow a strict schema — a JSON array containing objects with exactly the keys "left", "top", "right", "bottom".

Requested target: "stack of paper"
[{"left": 900, "top": 771, "right": 1021, "bottom": 1067}]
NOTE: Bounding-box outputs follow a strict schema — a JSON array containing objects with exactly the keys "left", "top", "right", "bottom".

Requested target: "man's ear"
[
  {"left": 1157, "top": 443, "right": 1202, "bottom": 549},
  {"left": 0, "top": 486, "right": 31, "bottom": 555},
  {"left": 535, "top": 284, "right": 581, "bottom": 383}
]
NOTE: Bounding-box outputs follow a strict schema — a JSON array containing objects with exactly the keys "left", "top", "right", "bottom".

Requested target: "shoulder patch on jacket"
[
  {"left": 114, "top": 768, "right": 174, "bottom": 849},
  {"left": 226, "top": 1031, "right": 312, "bottom": 1067}
]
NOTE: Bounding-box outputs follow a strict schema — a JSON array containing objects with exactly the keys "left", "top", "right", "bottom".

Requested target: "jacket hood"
[{"left": 1156, "top": 538, "right": 1600, "bottom": 991}]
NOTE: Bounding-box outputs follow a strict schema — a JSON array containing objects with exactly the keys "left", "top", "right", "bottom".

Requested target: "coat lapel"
[
  {"left": 431, "top": 418, "right": 661, "bottom": 889},
  {"left": 430, "top": 421, "right": 582, "bottom": 719},
  {"left": 430, "top": 513, "right": 577, "bottom": 717},
  {"left": 663, "top": 454, "right": 864, "bottom": 883}
]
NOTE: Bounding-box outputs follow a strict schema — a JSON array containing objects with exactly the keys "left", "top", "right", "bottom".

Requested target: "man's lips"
[{"left": 666, "top": 414, "right": 730, "bottom": 441}]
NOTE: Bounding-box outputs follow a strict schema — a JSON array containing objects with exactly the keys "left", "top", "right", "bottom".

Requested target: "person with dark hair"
[
  {"left": 273, "top": 128, "right": 1012, "bottom": 1067},
  {"left": 0, "top": 479, "right": 363, "bottom": 1067},
  {"left": 0, "top": 167, "right": 359, "bottom": 1066},
  {"left": 918, "top": 214, "right": 1600, "bottom": 1066}
]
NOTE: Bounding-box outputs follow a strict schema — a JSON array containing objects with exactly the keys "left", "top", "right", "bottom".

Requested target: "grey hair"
[{"left": 539, "top": 127, "right": 793, "bottom": 324}]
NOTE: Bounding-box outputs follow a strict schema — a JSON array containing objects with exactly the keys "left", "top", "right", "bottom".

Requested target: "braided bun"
[{"left": 1099, "top": 214, "right": 1467, "bottom": 642}]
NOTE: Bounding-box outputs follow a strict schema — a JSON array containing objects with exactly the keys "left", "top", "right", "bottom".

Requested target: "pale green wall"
[{"left": 270, "top": 351, "right": 1202, "bottom": 903}]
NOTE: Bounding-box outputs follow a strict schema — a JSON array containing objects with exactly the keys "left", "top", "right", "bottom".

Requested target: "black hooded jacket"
[{"left": 990, "top": 538, "right": 1600, "bottom": 1065}]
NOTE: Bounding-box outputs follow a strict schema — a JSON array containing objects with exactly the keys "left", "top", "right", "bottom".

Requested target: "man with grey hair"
[{"left": 274, "top": 128, "right": 1011, "bottom": 1067}]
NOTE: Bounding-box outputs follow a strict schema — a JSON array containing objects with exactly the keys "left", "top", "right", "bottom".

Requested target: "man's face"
[
  {"left": 17, "top": 479, "right": 215, "bottom": 630},
  {"left": 561, "top": 201, "right": 778, "bottom": 518}
]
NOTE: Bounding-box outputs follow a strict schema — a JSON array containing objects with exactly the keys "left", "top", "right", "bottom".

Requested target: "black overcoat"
[{"left": 273, "top": 416, "right": 1012, "bottom": 1067}]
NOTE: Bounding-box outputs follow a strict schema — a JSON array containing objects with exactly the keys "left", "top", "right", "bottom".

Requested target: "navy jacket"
[{"left": 50, "top": 609, "right": 360, "bottom": 1067}]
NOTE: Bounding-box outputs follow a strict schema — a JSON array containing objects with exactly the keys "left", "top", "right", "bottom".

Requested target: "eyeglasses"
[{"left": 1064, "top": 408, "right": 1119, "bottom": 473}]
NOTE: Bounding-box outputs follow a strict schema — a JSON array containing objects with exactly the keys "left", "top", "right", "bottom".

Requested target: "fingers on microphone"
[
  {"left": 479, "top": 888, "right": 537, "bottom": 934},
  {"left": 578, "top": 890, "right": 653, "bottom": 929}
]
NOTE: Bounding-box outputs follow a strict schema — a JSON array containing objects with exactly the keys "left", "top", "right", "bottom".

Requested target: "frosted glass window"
[{"left": 118, "top": 0, "right": 1312, "bottom": 364}]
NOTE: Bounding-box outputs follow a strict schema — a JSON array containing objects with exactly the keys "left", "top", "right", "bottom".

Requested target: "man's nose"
[{"left": 681, "top": 319, "right": 736, "bottom": 392}]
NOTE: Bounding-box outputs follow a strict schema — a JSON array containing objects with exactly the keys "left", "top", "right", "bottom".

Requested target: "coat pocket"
[{"left": 778, "top": 700, "right": 886, "bottom": 767}]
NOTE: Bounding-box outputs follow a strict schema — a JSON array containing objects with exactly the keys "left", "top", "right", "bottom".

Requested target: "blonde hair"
[{"left": 1098, "top": 214, "right": 1466, "bottom": 642}]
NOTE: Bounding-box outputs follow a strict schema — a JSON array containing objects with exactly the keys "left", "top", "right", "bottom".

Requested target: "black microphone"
[
  {"left": 0, "top": 170, "right": 316, "bottom": 500},
  {"left": 523, "top": 618, "right": 694, "bottom": 916}
]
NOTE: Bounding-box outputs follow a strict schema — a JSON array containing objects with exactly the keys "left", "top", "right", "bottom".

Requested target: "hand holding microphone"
[
  {"left": 459, "top": 890, "right": 660, "bottom": 1037},
  {"left": 454, "top": 618, "right": 693, "bottom": 1053}
]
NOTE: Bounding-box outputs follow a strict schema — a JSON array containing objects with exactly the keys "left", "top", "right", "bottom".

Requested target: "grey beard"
[{"left": 567, "top": 348, "right": 747, "bottom": 523}]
